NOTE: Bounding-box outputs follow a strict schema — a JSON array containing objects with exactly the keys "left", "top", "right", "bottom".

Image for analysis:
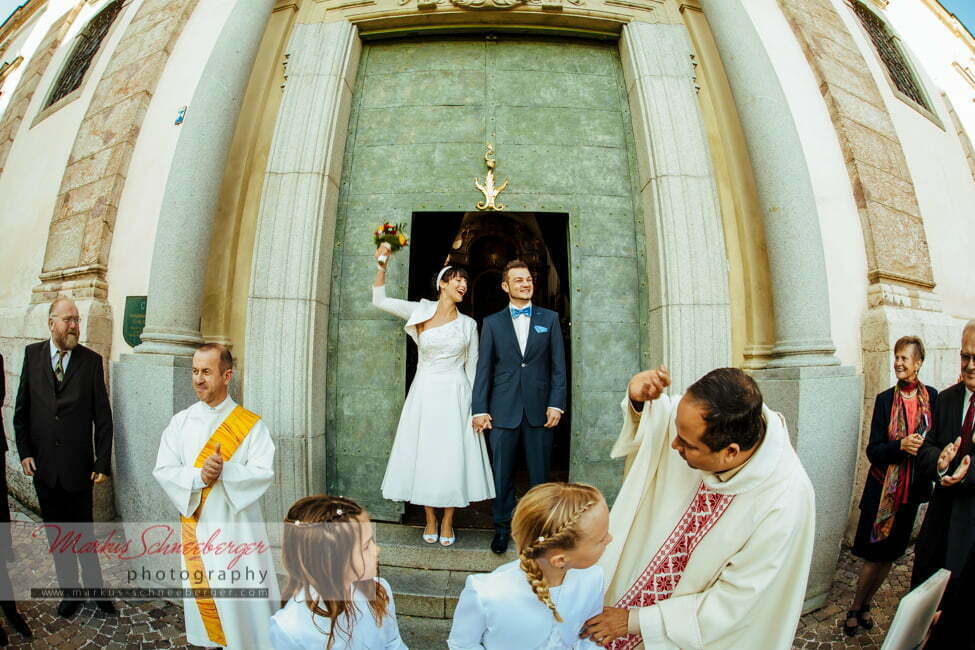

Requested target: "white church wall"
[
  {"left": 742, "top": 0, "right": 870, "bottom": 372},
  {"left": 831, "top": 0, "right": 975, "bottom": 387},
  {"left": 107, "top": 0, "right": 236, "bottom": 362},
  {"left": 0, "top": 0, "right": 136, "bottom": 331},
  {"left": 0, "top": 1, "right": 56, "bottom": 118},
  {"left": 886, "top": 0, "right": 975, "bottom": 146}
]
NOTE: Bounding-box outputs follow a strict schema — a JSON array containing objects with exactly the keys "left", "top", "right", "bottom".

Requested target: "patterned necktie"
[
  {"left": 959, "top": 393, "right": 974, "bottom": 458},
  {"left": 54, "top": 351, "right": 64, "bottom": 385}
]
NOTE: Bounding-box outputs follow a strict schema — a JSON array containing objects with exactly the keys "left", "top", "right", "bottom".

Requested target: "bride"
[{"left": 372, "top": 243, "right": 495, "bottom": 545}]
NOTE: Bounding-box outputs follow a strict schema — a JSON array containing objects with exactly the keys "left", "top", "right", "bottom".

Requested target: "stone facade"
[
  {"left": 322, "top": 33, "right": 649, "bottom": 519},
  {"left": 33, "top": 0, "right": 201, "bottom": 310},
  {"left": 778, "top": 0, "right": 934, "bottom": 289},
  {"left": 0, "top": 6, "right": 82, "bottom": 175},
  {"left": 1, "top": 0, "right": 972, "bottom": 617},
  {"left": 775, "top": 0, "right": 966, "bottom": 541}
]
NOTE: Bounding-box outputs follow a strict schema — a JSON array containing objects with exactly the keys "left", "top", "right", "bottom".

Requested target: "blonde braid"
[
  {"left": 519, "top": 553, "right": 563, "bottom": 622},
  {"left": 518, "top": 495, "right": 599, "bottom": 622}
]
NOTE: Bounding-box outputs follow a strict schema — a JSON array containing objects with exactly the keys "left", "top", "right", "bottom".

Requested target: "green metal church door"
[{"left": 325, "top": 34, "right": 647, "bottom": 521}]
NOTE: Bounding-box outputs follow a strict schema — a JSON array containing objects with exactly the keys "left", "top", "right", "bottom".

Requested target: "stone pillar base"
[
  {"left": 751, "top": 365, "right": 863, "bottom": 612},
  {"left": 111, "top": 353, "right": 197, "bottom": 524}
]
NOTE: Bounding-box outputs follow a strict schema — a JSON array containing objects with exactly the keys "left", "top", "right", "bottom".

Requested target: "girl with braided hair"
[
  {"left": 269, "top": 495, "right": 408, "bottom": 649},
  {"left": 448, "top": 483, "right": 610, "bottom": 649}
]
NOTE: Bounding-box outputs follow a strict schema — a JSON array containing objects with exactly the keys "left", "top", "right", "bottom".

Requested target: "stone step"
[
  {"left": 381, "top": 565, "right": 473, "bottom": 619},
  {"left": 398, "top": 614, "right": 452, "bottom": 649},
  {"left": 376, "top": 522, "right": 517, "bottom": 572}
]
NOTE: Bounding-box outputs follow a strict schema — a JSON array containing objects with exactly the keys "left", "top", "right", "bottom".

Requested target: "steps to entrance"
[
  {"left": 377, "top": 523, "right": 517, "bottom": 645},
  {"left": 399, "top": 615, "right": 453, "bottom": 648},
  {"left": 377, "top": 522, "right": 517, "bottom": 572}
]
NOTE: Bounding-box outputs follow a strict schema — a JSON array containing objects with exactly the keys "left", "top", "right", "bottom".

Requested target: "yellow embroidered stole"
[{"left": 180, "top": 405, "right": 261, "bottom": 646}]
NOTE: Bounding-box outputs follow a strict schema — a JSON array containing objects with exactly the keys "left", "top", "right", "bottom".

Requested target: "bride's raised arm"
[{"left": 372, "top": 244, "right": 420, "bottom": 321}]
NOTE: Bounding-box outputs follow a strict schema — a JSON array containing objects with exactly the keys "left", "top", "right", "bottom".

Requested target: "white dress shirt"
[
  {"left": 509, "top": 302, "right": 532, "bottom": 356},
  {"left": 49, "top": 339, "right": 71, "bottom": 372}
]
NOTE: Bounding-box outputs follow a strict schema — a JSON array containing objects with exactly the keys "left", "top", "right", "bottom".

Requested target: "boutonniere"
[{"left": 534, "top": 325, "right": 548, "bottom": 333}]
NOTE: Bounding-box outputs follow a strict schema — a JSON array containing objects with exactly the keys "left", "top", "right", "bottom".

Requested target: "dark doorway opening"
[{"left": 403, "top": 212, "right": 571, "bottom": 529}]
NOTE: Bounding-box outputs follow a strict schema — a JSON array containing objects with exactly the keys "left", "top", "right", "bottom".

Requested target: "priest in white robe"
[
  {"left": 153, "top": 343, "right": 279, "bottom": 649},
  {"left": 582, "top": 366, "right": 815, "bottom": 650}
]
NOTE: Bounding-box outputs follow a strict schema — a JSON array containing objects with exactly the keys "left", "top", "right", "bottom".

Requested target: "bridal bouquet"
[{"left": 374, "top": 222, "right": 409, "bottom": 264}]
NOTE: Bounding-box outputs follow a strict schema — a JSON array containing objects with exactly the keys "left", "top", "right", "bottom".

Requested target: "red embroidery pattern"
[{"left": 609, "top": 482, "right": 735, "bottom": 650}]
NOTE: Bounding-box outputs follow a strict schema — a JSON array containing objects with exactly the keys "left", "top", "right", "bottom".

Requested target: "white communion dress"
[
  {"left": 269, "top": 578, "right": 408, "bottom": 649},
  {"left": 447, "top": 561, "right": 605, "bottom": 649},
  {"left": 372, "top": 285, "right": 495, "bottom": 507}
]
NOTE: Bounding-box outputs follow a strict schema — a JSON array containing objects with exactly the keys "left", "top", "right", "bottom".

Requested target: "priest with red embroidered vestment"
[{"left": 582, "top": 366, "right": 815, "bottom": 650}]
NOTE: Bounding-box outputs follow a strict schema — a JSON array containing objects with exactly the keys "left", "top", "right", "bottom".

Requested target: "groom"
[{"left": 473, "top": 260, "right": 567, "bottom": 554}]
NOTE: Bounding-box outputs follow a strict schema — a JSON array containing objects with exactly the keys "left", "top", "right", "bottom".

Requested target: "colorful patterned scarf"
[{"left": 871, "top": 382, "right": 931, "bottom": 542}]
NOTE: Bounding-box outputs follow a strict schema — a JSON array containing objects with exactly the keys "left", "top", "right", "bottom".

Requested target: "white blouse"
[
  {"left": 269, "top": 578, "right": 408, "bottom": 649},
  {"left": 448, "top": 561, "right": 604, "bottom": 650}
]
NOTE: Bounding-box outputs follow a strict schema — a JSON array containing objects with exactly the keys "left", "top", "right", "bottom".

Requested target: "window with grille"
[
  {"left": 851, "top": 1, "right": 931, "bottom": 111},
  {"left": 45, "top": 0, "right": 124, "bottom": 108}
]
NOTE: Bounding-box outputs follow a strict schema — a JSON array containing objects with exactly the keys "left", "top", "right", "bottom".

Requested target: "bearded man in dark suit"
[{"left": 13, "top": 297, "right": 115, "bottom": 618}]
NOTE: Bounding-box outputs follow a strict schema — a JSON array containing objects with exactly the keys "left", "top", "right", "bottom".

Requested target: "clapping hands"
[
  {"left": 938, "top": 436, "right": 972, "bottom": 487},
  {"left": 201, "top": 442, "right": 224, "bottom": 486}
]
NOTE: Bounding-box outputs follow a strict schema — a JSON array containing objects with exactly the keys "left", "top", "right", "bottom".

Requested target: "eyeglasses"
[{"left": 962, "top": 353, "right": 975, "bottom": 365}]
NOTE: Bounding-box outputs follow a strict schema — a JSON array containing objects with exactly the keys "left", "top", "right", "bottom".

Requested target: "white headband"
[{"left": 436, "top": 266, "right": 452, "bottom": 286}]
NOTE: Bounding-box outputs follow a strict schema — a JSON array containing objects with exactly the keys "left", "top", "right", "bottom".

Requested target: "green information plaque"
[{"left": 123, "top": 296, "right": 147, "bottom": 348}]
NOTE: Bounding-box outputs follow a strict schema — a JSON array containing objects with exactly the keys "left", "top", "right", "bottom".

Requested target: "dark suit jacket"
[
  {"left": 859, "top": 385, "right": 939, "bottom": 513},
  {"left": 914, "top": 382, "right": 975, "bottom": 583},
  {"left": 13, "top": 341, "right": 113, "bottom": 492},
  {"left": 472, "top": 306, "right": 567, "bottom": 429}
]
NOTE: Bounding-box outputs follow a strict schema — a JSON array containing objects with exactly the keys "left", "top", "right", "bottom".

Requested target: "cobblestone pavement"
[
  {"left": 792, "top": 546, "right": 914, "bottom": 649},
  {"left": 4, "top": 496, "right": 911, "bottom": 648}
]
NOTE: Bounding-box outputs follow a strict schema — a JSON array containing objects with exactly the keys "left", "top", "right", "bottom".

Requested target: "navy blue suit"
[{"left": 472, "top": 306, "right": 567, "bottom": 534}]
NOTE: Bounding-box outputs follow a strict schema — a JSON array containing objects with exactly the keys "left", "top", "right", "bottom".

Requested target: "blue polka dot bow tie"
[{"left": 510, "top": 307, "right": 532, "bottom": 318}]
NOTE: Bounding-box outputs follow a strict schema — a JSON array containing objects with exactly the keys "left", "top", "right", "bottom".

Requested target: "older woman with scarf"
[{"left": 846, "top": 336, "right": 938, "bottom": 637}]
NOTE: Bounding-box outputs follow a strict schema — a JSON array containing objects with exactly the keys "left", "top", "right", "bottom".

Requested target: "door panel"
[{"left": 326, "top": 35, "right": 646, "bottom": 520}]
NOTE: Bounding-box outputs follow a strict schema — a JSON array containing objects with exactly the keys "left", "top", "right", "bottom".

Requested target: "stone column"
[
  {"left": 134, "top": 0, "right": 276, "bottom": 357},
  {"left": 242, "top": 20, "right": 360, "bottom": 523},
  {"left": 697, "top": 0, "right": 837, "bottom": 369},
  {"left": 620, "top": 22, "right": 731, "bottom": 392},
  {"left": 698, "top": 0, "right": 863, "bottom": 610},
  {"left": 113, "top": 0, "right": 275, "bottom": 527}
]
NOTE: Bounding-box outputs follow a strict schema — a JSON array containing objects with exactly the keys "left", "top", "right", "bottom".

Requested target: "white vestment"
[
  {"left": 599, "top": 394, "right": 815, "bottom": 650},
  {"left": 269, "top": 578, "right": 408, "bottom": 649},
  {"left": 448, "top": 561, "right": 604, "bottom": 650},
  {"left": 153, "top": 396, "right": 280, "bottom": 650}
]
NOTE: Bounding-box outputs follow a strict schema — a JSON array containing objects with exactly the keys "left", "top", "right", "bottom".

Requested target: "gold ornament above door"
[{"left": 475, "top": 143, "right": 509, "bottom": 211}]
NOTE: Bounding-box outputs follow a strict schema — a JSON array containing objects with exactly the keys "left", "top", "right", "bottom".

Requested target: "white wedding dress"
[{"left": 373, "top": 286, "right": 495, "bottom": 507}]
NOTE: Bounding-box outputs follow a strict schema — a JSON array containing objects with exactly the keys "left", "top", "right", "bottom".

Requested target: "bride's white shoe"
[
  {"left": 423, "top": 522, "right": 439, "bottom": 544},
  {"left": 439, "top": 526, "right": 456, "bottom": 547}
]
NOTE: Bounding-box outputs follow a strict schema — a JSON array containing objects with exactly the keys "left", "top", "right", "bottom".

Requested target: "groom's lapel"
[
  {"left": 498, "top": 307, "right": 523, "bottom": 360},
  {"left": 524, "top": 307, "right": 541, "bottom": 359}
]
